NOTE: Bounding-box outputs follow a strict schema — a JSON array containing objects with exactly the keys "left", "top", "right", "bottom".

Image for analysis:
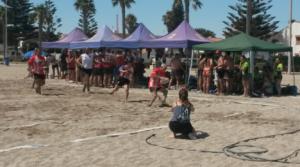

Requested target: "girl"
[{"left": 169, "top": 88, "right": 197, "bottom": 140}]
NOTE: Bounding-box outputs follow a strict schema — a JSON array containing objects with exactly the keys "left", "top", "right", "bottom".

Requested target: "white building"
[{"left": 272, "top": 21, "right": 300, "bottom": 56}]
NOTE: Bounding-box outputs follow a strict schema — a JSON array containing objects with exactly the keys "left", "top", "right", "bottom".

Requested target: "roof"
[
  {"left": 193, "top": 33, "right": 292, "bottom": 52},
  {"left": 144, "top": 20, "right": 210, "bottom": 48},
  {"left": 70, "top": 26, "right": 122, "bottom": 49},
  {"left": 42, "top": 28, "right": 88, "bottom": 49}
]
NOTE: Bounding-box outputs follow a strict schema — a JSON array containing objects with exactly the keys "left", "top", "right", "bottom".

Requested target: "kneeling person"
[{"left": 169, "top": 88, "right": 197, "bottom": 139}]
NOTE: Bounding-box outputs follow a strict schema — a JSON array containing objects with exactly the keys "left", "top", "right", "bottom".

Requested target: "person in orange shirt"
[
  {"left": 148, "top": 64, "right": 169, "bottom": 107},
  {"left": 28, "top": 48, "right": 46, "bottom": 94}
]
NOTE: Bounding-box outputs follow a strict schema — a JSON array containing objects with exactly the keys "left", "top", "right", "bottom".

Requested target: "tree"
[
  {"left": 223, "top": 0, "right": 279, "bottom": 40},
  {"left": 195, "top": 28, "right": 216, "bottom": 38},
  {"left": 112, "top": 0, "right": 135, "bottom": 37},
  {"left": 74, "top": 0, "right": 97, "bottom": 37},
  {"left": 125, "top": 14, "right": 137, "bottom": 34},
  {"left": 183, "top": 0, "right": 202, "bottom": 23},
  {"left": 163, "top": 0, "right": 184, "bottom": 33},
  {"left": 43, "top": 0, "right": 62, "bottom": 41},
  {"left": 4, "top": 0, "right": 36, "bottom": 46},
  {"left": 33, "top": 4, "right": 46, "bottom": 47}
]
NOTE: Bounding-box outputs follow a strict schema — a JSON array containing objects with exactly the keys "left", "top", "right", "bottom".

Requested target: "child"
[{"left": 169, "top": 88, "right": 197, "bottom": 140}]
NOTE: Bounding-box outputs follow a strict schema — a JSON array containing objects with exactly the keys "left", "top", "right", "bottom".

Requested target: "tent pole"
[
  {"left": 188, "top": 49, "right": 194, "bottom": 87},
  {"left": 249, "top": 50, "right": 255, "bottom": 93}
]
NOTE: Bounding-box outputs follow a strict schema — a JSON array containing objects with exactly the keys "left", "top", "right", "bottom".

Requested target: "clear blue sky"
[{"left": 31, "top": 0, "right": 300, "bottom": 37}]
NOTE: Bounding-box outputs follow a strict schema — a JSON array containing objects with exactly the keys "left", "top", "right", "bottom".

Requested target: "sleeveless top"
[{"left": 170, "top": 103, "right": 192, "bottom": 123}]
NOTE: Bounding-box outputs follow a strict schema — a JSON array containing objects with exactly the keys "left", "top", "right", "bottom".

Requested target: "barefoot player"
[{"left": 28, "top": 48, "right": 46, "bottom": 94}]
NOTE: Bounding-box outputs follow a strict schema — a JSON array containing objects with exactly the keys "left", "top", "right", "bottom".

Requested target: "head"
[
  {"left": 179, "top": 88, "right": 189, "bottom": 102},
  {"left": 85, "top": 48, "right": 91, "bottom": 54},
  {"left": 34, "top": 48, "right": 40, "bottom": 55},
  {"left": 275, "top": 58, "right": 281, "bottom": 64},
  {"left": 240, "top": 55, "right": 246, "bottom": 62},
  {"left": 161, "top": 63, "right": 167, "bottom": 71}
]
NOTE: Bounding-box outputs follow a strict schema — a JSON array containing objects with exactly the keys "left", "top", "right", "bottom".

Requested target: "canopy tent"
[
  {"left": 109, "top": 23, "right": 157, "bottom": 48},
  {"left": 70, "top": 26, "right": 122, "bottom": 49},
  {"left": 144, "top": 20, "right": 210, "bottom": 48},
  {"left": 193, "top": 33, "right": 292, "bottom": 52},
  {"left": 42, "top": 28, "right": 88, "bottom": 49},
  {"left": 189, "top": 33, "right": 293, "bottom": 88},
  {"left": 23, "top": 50, "right": 46, "bottom": 59}
]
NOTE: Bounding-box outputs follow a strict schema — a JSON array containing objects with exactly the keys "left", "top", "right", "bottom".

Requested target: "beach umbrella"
[{"left": 23, "top": 50, "right": 46, "bottom": 59}]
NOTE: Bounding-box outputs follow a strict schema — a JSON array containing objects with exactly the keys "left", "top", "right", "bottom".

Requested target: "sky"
[{"left": 31, "top": 0, "right": 300, "bottom": 37}]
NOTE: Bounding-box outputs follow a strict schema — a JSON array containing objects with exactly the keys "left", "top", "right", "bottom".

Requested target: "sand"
[{"left": 0, "top": 63, "right": 299, "bottom": 167}]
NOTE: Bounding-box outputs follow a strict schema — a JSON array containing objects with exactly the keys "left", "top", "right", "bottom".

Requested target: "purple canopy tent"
[
  {"left": 109, "top": 23, "right": 157, "bottom": 48},
  {"left": 144, "top": 20, "right": 210, "bottom": 48},
  {"left": 70, "top": 26, "right": 122, "bottom": 49},
  {"left": 42, "top": 28, "right": 88, "bottom": 49}
]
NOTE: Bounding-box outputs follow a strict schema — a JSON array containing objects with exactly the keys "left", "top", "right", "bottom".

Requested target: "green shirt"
[{"left": 240, "top": 61, "right": 249, "bottom": 76}]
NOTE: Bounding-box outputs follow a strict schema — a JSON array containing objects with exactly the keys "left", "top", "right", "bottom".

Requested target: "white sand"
[{"left": 0, "top": 63, "right": 299, "bottom": 167}]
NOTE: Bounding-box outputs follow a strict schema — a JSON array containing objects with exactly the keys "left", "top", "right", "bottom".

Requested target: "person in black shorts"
[
  {"left": 216, "top": 51, "right": 226, "bottom": 95},
  {"left": 110, "top": 62, "right": 133, "bottom": 102}
]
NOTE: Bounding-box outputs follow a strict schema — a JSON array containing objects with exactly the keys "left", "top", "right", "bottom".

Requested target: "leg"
[
  {"left": 149, "top": 90, "right": 159, "bottom": 106},
  {"left": 110, "top": 85, "right": 120, "bottom": 95},
  {"left": 125, "top": 84, "right": 129, "bottom": 102}
]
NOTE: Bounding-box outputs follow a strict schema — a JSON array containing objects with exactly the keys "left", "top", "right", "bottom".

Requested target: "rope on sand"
[{"left": 145, "top": 129, "right": 300, "bottom": 164}]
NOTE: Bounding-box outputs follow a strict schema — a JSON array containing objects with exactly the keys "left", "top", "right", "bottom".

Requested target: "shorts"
[
  {"left": 217, "top": 69, "right": 225, "bottom": 79},
  {"left": 117, "top": 77, "right": 130, "bottom": 86},
  {"left": 172, "top": 69, "right": 184, "bottom": 79},
  {"left": 82, "top": 68, "right": 93, "bottom": 76},
  {"left": 103, "top": 67, "right": 113, "bottom": 75},
  {"left": 52, "top": 64, "right": 58, "bottom": 68},
  {"left": 93, "top": 68, "right": 103, "bottom": 76},
  {"left": 169, "top": 121, "right": 194, "bottom": 136},
  {"left": 34, "top": 74, "right": 46, "bottom": 80},
  {"left": 149, "top": 87, "right": 163, "bottom": 92}
]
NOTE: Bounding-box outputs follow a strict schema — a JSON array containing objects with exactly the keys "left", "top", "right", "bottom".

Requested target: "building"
[{"left": 271, "top": 21, "right": 300, "bottom": 56}]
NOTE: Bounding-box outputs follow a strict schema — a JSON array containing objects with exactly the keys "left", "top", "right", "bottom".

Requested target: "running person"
[
  {"left": 110, "top": 61, "right": 134, "bottom": 102},
  {"left": 148, "top": 64, "right": 169, "bottom": 107},
  {"left": 28, "top": 48, "right": 46, "bottom": 94},
  {"left": 169, "top": 88, "right": 197, "bottom": 139}
]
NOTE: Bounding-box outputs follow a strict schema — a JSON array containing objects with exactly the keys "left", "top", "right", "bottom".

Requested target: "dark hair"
[{"left": 179, "top": 88, "right": 189, "bottom": 101}]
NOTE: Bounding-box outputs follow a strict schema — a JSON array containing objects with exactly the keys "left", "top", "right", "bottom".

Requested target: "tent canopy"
[
  {"left": 145, "top": 20, "right": 210, "bottom": 48},
  {"left": 42, "top": 28, "right": 88, "bottom": 49},
  {"left": 109, "top": 23, "right": 157, "bottom": 48},
  {"left": 193, "top": 33, "right": 292, "bottom": 52},
  {"left": 70, "top": 26, "right": 121, "bottom": 49}
]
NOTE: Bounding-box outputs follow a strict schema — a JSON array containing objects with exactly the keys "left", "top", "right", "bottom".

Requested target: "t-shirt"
[
  {"left": 28, "top": 55, "right": 46, "bottom": 75},
  {"left": 148, "top": 67, "right": 166, "bottom": 88},
  {"left": 119, "top": 65, "right": 133, "bottom": 79},
  {"left": 240, "top": 61, "right": 249, "bottom": 76},
  {"left": 170, "top": 104, "right": 192, "bottom": 123},
  {"left": 81, "top": 53, "right": 94, "bottom": 69}
]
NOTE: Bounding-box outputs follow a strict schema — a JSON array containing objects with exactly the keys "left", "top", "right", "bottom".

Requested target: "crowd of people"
[
  {"left": 196, "top": 51, "right": 284, "bottom": 97},
  {"left": 27, "top": 48, "right": 284, "bottom": 98}
]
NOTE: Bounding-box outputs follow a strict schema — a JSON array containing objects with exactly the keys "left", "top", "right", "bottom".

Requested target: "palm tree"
[
  {"left": 183, "top": 0, "right": 202, "bottom": 23},
  {"left": 33, "top": 4, "right": 46, "bottom": 48},
  {"left": 125, "top": 14, "right": 137, "bottom": 34},
  {"left": 112, "top": 0, "right": 135, "bottom": 36}
]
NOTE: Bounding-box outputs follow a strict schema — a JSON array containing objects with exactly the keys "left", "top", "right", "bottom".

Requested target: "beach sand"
[{"left": 0, "top": 63, "right": 299, "bottom": 167}]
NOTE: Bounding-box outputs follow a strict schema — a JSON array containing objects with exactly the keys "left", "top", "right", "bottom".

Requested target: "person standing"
[
  {"left": 224, "top": 53, "right": 234, "bottom": 94},
  {"left": 240, "top": 55, "right": 250, "bottom": 97},
  {"left": 169, "top": 55, "right": 184, "bottom": 90},
  {"left": 28, "top": 48, "right": 46, "bottom": 94},
  {"left": 92, "top": 52, "right": 104, "bottom": 87},
  {"left": 60, "top": 49, "right": 68, "bottom": 79},
  {"left": 202, "top": 54, "right": 214, "bottom": 94},
  {"left": 148, "top": 64, "right": 169, "bottom": 107},
  {"left": 197, "top": 54, "right": 205, "bottom": 92},
  {"left": 110, "top": 61, "right": 134, "bottom": 102},
  {"left": 216, "top": 51, "right": 226, "bottom": 95},
  {"left": 66, "top": 50, "right": 76, "bottom": 82},
  {"left": 77, "top": 49, "right": 94, "bottom": 93},
  {"left": 274, "top": 58, "right": 283, "bottom": 96}
]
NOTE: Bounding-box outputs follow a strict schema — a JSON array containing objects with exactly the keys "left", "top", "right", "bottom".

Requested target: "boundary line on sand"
[{"left": 0, "top": 125, "right": 167, "bottom": 153}]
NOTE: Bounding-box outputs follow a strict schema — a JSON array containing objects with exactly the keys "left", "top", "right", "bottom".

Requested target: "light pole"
[
  {"left": 288, "top": 0, "right": 293, "bottom": 74},
  {"left": 4, "top": 0, "right": 8, "bottom": 64}
]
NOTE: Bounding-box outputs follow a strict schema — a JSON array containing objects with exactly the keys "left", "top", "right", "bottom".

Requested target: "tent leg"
[{"left": 187, "top": 50, "right": 194, "bottom": 88}]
